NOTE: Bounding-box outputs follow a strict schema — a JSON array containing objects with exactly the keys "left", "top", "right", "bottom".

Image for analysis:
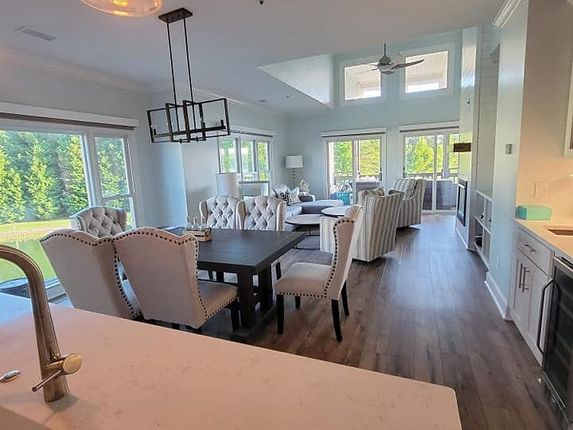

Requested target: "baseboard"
[{"left": 485, "top": 272, "right": 511, "bottom": 320}]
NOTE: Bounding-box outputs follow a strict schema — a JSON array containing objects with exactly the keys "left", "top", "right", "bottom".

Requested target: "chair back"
[
  {"left": 113, "top": 228, "right": 207, "bottom": 328},
  {"left": 71, "top": 206, "right": 127, "bottom": 238},
  {"left": 199, "top": 195, "right": 242, "bottom": 229},
  {"left": 324, "top": 205, "right": 364, "bottom": 300},
  {"left": 40, "top": 229, "right": 140, "bottom": 319},
  {"left": 241, "top": 196, "right": 286, "bottom": 231}
]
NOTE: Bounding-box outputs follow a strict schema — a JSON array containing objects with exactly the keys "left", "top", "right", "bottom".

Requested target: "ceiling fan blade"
[{"left": 392, "top": 59, "right": 424, "bottom": 70}]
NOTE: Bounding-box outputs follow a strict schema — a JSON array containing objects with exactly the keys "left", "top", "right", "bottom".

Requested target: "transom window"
[
  {"left": 218, "top": 133, "right": 271, "bottom": 182},
  {"left": 343, "top": 63, "right": 381, "bottom": 101},
  {"left": 404, "top": 50, "right": 449, "bottom": 94}
]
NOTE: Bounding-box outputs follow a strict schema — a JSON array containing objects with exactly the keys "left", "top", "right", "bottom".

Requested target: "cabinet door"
[
  {"left": 512, "top": 253, "right": 532, "bottom": 335},
  {"left": 527, "top": 264, "right": 552, "bottom": 354}
]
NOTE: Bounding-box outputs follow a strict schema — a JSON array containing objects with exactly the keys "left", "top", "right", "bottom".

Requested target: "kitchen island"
[{"left": 0, "top": 294, "right": 461, "bottom": 429}]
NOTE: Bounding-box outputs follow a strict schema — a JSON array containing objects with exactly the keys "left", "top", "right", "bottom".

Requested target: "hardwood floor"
[{"left": 251, "top": 214, "right": 561, "bottom": 430}]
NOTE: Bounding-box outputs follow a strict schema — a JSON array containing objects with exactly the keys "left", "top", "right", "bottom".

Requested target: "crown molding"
[
  {"left": 493, "top": 0, "right": 522, "bottom": 28},
  {"left": 0, "top": 45, "right": 151, "bottom": 93}
]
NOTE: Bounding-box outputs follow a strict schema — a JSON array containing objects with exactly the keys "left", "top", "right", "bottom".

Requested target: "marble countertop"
[
  {"left": 516, "top": 218, "right": 573, "bottom": 262},
  {"left": 0, "top": 294, "right": 462, "bottom": 429}
]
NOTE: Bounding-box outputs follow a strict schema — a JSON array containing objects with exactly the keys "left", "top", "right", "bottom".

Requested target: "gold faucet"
[{"left": 0, "top": 245, "right": 81, "bottom": 403}]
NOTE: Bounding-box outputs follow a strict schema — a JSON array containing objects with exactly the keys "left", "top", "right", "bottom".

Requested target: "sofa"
[{"left": 270, "top": 184, "right": 343, "bottom": 231}]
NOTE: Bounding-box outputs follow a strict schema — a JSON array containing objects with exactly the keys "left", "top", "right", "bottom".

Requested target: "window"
[
  {"left": 402, "top": 128, "right": 459, "bottom": 212},
  {"left": 326, "top": 135, "right": 384, "bottom": 203},
  {"left": 404, "top": 50, "right": 449, "bottom": 94},
  {"left": 218, "top": 134, "right": 271, "bottom": 182},
  {"left": 0, "top": 122, "right": 137, "bottom": 292},
  {"left": 344, "top": 63, "right": 381, "bottom": 101}
]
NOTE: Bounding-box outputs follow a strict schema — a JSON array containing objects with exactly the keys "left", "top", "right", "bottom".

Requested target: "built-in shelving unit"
[{"left": 474, "top": 189, "right": 493, "bottom": 268}]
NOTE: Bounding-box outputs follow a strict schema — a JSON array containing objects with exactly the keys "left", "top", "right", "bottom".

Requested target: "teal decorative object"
[{"left": 515, "top": 205, "right": 552, "bottom": 220}]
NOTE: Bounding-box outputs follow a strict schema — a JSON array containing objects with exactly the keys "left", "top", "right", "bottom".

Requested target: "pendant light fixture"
[
  {"left": 81, "top": 0, "right": 162, "bottom": 17},
  {"left": 147, "top": 8, "right": 230, "bottom": 143}
]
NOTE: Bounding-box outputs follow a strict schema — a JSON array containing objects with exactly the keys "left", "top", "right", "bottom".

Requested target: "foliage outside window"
[
  {"left": 218, "top": 135, "right": 271, "bottom": 182},
  {"left": 0, "top": 127, "right": 136, "bottom": 288}
]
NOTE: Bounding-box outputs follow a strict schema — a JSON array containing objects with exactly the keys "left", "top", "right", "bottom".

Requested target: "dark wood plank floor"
[{"left": 250, "top": 215, "right": 560, "bottom": 430}]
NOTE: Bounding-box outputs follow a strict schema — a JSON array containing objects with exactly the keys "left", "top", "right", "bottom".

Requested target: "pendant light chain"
[{"left": 183, "top": 17, "right": 198, "bottom": 130}]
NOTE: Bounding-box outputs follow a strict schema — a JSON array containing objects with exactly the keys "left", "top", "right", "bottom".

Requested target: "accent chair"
[{"left": 390, "top": 178, "right": 426, "bottom": 228}]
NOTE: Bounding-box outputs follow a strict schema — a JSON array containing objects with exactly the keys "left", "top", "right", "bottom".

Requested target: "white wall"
[{"left": 285, "top": 31, "right": 462, "bottom": 198}]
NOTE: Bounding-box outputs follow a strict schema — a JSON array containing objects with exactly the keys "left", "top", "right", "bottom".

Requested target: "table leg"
[
  {"left": 236, "top": 272, "right": 256, "bottom": 329},
  {"left": 216, "top": 272, "right": 225, "bottom": 282},
  {"left": 258, "top": 266, "right": 273, "bottom": 312}
]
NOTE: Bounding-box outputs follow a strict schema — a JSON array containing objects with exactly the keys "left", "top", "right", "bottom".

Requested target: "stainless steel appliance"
[{"left": 539, "top": 257, "right": 573, "bottom": 427}]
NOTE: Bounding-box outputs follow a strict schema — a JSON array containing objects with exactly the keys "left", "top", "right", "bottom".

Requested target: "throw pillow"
[
  {"left": 289, "top": 187, "right": 301, "bottom": 203},
  {"left": 278, "top": 190, "right": 293, "bottom": 206}
]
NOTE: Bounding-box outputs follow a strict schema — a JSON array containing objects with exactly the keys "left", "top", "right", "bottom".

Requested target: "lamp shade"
[
  {"left": 216, "top": 173, "right": 240, "bottom": 198},
  {"left": 81, "top": 0, "right": 162, "bottom": 17},
  {"left": 285, "top": 155, "right": 303, "bottom": 169}
]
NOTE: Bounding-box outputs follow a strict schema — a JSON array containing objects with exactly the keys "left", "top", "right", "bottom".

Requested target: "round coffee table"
[
  {"left": 286, "top": 214, "right": 322, "bottom": 250},
  {"left": 321, "top": 205, "right": 351, "bottom": 218}
]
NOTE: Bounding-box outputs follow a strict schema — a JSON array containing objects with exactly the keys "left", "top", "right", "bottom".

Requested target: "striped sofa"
[
  {"left": 390, "top": 178, "right": 426, "bottom": 228},
  {"left": 320, "top": 188, "right": 403, "bottom": 262}
]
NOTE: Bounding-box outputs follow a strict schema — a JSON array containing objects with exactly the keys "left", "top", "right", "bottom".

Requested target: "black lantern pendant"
[{"left": 147, "top": 8, "right": 230, "bottom": 143}]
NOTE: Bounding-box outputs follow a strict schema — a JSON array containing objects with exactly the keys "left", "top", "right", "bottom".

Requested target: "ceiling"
[{"left": 0, "top": 0, "right": 504, "bottom": 113}]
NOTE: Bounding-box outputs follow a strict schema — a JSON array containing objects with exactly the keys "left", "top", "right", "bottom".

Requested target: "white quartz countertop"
[
  {"left": 0, "top": 294, "right": 462, "bottom": 429},
  {"left": 516, "top": 218, "right": 573, "bottom": 262}
]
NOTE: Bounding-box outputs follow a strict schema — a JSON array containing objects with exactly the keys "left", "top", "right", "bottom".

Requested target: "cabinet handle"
[
  {"left": 536, "top": 280, "right": 554, "bottom": 354},
  {"left": 518, "top": 264, "right": 525, "bottom": 292},
  {"left": 522, "top": 267, "right": 530, "bottom": 292}
]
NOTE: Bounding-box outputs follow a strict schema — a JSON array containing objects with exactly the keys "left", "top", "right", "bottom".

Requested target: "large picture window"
[
  {"left": 218, "top": 133, "right": 271, "bottom": 182},
  {"left": 0, "top": 121, "right": 137, "bottom": 293}
]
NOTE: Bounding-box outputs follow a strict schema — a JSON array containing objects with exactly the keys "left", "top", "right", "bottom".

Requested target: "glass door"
[
  {"left": 403, "top": 130, "right": 459, "bottom": 212},
  {"left": 327, "top": 136, "right": 383, "bottom": 203}
]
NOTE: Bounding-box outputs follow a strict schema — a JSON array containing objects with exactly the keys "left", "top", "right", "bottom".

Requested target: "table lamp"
[{"left": 285, "top": 155, "right": 303, "bottom": 188}]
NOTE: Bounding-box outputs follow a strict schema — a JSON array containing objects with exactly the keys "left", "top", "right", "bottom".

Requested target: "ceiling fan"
[{"left": 373, "top": 43, "right": 424, "bottom": 75}]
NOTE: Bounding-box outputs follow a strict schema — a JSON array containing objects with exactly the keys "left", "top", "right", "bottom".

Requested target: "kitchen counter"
[
  {"left": 0, "top": 294, "right": 462, "bottom": 429},
  {"left": 516, "top": 218, "right": 573, "bottom": 261}
]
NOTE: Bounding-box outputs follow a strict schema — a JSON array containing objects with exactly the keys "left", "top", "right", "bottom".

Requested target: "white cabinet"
[{"left": 511, "top": 229, "right": 553, "bottom": 364}]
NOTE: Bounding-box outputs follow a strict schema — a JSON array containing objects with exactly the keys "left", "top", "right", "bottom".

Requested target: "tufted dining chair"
[
  {"left": 199, "top": 195, "right": 243, "bottom": 229},
  {"left": 275, "top": 205, "right": 364, "bottom": 341},
  {"left": 71, "top": 206, "right": 127, "bottom": 238},
  {"left": 240, "top": 195, "right": 286, "bottom": 281},
  {"left": 114, "top": 228, "right": 239, "bottom": 332},
  {"left": 40, "top": 229, "right": 141, "bottom": 319}
]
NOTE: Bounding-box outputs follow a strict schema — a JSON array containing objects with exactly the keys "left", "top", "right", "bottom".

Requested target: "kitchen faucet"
[{"left": 0, "top": 245, "right": 81, "bottom": 402}]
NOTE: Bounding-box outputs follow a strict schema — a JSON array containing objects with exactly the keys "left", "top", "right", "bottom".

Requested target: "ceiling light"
[
  {"left": 147, "top": 8, "right": 231, "bottom": 143},
  {"left": 81, "top": 0, "right": 162, "bottom": 17}
]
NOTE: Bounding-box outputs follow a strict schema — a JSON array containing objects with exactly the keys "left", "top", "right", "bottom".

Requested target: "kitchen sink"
[{"left": 548, "top": 228, "right": 573, "bottom": 236}]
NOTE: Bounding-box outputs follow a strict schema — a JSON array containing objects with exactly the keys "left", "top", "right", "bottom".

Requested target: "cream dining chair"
[
  {"left": 275, "top": 205, "right": 364, "bottom": 341},
  {"left": 71, "top": 206, "right": 127, "bottom": 238},
  {"left": 114, "top": 228, "right": 239, "bottom": 332},
  {"left": 40, "top": 229, "right": 141, "bottom": 319},
  {"left": 199, "top": 195, "right": 243, "bottom": 229}
]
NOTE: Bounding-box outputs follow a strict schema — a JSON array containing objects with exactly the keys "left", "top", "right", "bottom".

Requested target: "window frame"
[
  {"left": 399, "top": 43, "right": 455, "bottom": 100},
  {"left": 339, "top": 56, "right": 386, "bottom": 106},
  {"left": 217, "top": 133, "right": 273, "bottom": 183}
]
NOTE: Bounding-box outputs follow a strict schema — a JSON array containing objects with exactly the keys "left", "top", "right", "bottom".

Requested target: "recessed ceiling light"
[{"left": 81, "top": 0, "right": 162, "bottom": 17}]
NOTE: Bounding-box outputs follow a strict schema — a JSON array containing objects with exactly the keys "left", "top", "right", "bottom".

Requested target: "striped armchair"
[
  {"left": 390, "top": 179, "right": 426, "bottom": 228},
  {"left": 354, "top": 190, "right": 403, "bottom": 262}
]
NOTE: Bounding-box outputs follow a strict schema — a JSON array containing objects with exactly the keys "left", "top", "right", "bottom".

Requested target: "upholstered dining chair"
[
  {"left": 390, "top": 178, "right": 426, "bottom": 228},
  {"left": 114, "top": 228, "right": 239, "bottom": 332},
  {"left": 71, "top": 206, "right": 127, "bottom": 238},
  {"left": 354, "top": 190, "right": 403, "bottom": 262},
  {"left": 40, "top": 229, "right": 141, "bottom": 319},
  {"left": 240, "top": 195, "right": 287, "bottom": 280},
  {"left": 199, "top": 195, "right": 243, "bottom": 229},
  {"left": 275, "top": 205, "right": 364, "bottom": 341}
]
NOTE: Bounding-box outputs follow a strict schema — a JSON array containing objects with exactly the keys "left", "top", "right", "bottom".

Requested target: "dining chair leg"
[
  {"left": 275, "top": 262, "right": 282, "bottom": 280},
  {"left": 295, "top": 296, "right": 301, "bottom": 309},
  {"left": 341, "top": 283, "right": 349, "bottom": 316},
  {"left": 216, "top": 272, "right": 225, "bottom": 282},
  {"left": 208, "top": 270, "right": 214, "bottom": 281},
  {"left": 331, "top": 300, "right": 343, "bottom": 342},
  {"left": 230, "top": 303, "right": 240, "bottom": 332},
  {"left": 277, "top": 294, "right": 285, "bottom": 334}
]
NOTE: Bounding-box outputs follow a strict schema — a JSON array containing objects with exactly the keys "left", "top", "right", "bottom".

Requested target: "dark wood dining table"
[{"left": 166, "top": 227, "right": 305, "bottom": 342}]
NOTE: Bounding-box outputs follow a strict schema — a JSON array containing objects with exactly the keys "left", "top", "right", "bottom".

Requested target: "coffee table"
[
  {"left": 321, "top": 205, "right": 351, "bottom": 218},
  {"left": 285, "top": 214, "right": 322, "bottom": 250}
]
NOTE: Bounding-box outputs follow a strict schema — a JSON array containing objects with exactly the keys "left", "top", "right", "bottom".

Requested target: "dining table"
[{"left": 165, "top": 227, "right": 305, "bottom": 342}]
